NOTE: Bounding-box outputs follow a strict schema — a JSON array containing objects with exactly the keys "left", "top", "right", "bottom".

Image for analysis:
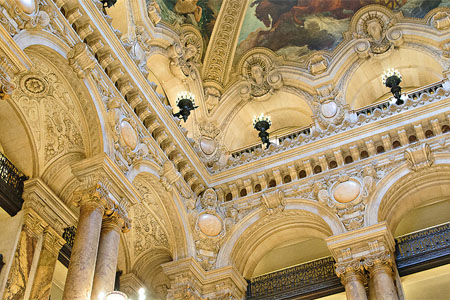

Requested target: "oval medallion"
[
  {"left": 17, "top": 0, "right": 36, "bottom": 14},
  {"left": 321, "top": 101, "right": 338, "bottom": 118},
  {"left": 198, "top": 213, "right": 222, "bottom": 237},
  {"left": 120, "top": 121, "right": 138, "bottom": 150},
  {"left": 200, "top": 137, "right": 216, "bottom": 155},
  {"left": 333, "top": 181, "right": 361, "bottom": 203}
]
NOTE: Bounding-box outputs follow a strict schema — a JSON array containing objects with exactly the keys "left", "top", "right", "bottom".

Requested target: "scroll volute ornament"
[{"left": 404, "top": 143, "right": 434, "bottom": 171}]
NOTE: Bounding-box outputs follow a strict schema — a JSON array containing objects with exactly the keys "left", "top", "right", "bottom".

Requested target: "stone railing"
[
  {"left": 246, "top": 257, "right": 342, "bottom": 300},
  {"left": 354, "top": 81, "right": 443, "bottom": 117},
  {"left": 219, "top": 80, "right": 448, "bottom": 173},
  {"left": 0, "top": 152, "right": 27, "bottom": 215}
]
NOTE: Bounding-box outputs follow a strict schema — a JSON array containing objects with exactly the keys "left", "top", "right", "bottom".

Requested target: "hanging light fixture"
[
  {"left": 382, "top": 68, "right": 404, "bottom": 105},
  {"left": 173, "top": 92, "right": 198, "bottom": 122},
  {"left": 253, "top": 113, "right": 272, "bottom": 148},
  {"left": 99, "top": 291, "right": 127, "bottom": 300},
  {"left": 100, "top": 0, "right": 116, "bottom": 9}
]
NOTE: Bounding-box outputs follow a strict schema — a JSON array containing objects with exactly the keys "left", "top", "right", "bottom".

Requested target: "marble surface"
[
  {"left": 91, "top": 223, "right": 121, "bottom": 300},
  {"left": 62, "top": 203, "right": 104, "bottom": 300},
  {"left": 29, "top": 247, "right": 58, "bottom": 300},
  {"left": 2, "top": 229, "right": 37, "bottom": 300}
]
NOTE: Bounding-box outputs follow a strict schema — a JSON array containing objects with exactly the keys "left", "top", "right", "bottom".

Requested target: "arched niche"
[
  {"left": 229, "top": 210, "right": 333, "bottom": 278},
  {"left": 394, "top": 197, "right": 450, "bottom": 237},
  {"left": 345, "top": 47, "right": 444, "bottom": 109},
  {"left": 222, "top": 91, "right": 313, "bottom": 151},
  {"left": 131, "top": 248, "right": 172, "bottom": 300},
  {"left": 367, "top": 163, "right": 450, "bottom": 233},
  {"left": 0, "top": 99, "right": 36, "bottom": 177},
  {"left": 251, "top": 237, "right": 330, "bottom": 277}
]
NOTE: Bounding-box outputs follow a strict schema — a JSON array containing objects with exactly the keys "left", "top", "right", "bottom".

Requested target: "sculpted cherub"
[{"left": 174, "top": 0, "right": 202, "bottom": 23}]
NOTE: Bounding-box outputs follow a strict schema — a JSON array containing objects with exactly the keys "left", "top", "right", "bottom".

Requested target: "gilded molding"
[{"left": 202, "top": 0, "right": 249, "bottom": 87}]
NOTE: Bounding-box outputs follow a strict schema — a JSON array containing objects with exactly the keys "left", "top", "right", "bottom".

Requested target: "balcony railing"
[
  {"left": 395, "top": 222, "right": 450, "bottom": 276},
  {"left": 246, "top": 222, "right": 450, "bottom": 299},
  {"left": 0, "top": 152, "right": 27, "bottom": 215},
  {"left": 226, "top": 80, "right": 445, "bottom": 168},
  {"left": 246, "top": 257, "right": 343, "bottom": 300}
]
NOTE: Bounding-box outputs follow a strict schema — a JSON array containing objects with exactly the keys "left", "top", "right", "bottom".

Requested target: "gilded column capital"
[
  {"left": 335, "top": 259, "right": 367, "bottom": 285},
  {"left": 23, "top": 208, "right": 47, "bottom": 238},
  {"left": 102, "top": 209, "right": 131, "bottom": 233},
  {"left": 73, "top": 182, "right": 111, "bottom": 214},
  {"left": 42, "top": 226, "right": 66, "bottom": 257}
]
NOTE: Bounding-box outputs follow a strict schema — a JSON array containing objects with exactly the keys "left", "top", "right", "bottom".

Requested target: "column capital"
[
  {"left": 363, "top": 251, "right": 395, "bottom": 275},
  {"left": 42, "top": 226, "right": 66, "bottom": 257},
  {"left": 335, "top": 259, "right": 368, "bottom": 285},
  {"left": 326, "top": 222, "right": 395, "bottom": 263},
  {"left": 162, "top": 258, "right": 247, "bottom": 300},
  {"left": 22, "top": 208, "right": 47, "bottom": 238},
  {"left": 23, "top": 178, "right": 77, "bottom": 235},
  {"left": 102, "top": 209, "right": 131, "bottom": 233},
  {"left": 71, "top": 154, "right": 141, "bottom": 210}
]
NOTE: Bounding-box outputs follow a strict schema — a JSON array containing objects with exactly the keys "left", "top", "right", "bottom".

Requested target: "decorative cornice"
[{"left": 23, "top": 178, "right": 77, "bottom": 235}]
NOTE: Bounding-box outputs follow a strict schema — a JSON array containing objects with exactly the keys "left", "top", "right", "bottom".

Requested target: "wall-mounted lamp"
[
  {"left": 253, "top": 113, "right": 272, "bottom": 148},
  {"left": 382, "top": 68, "right": 404, "bottom": 105},
  {"left": 173, "top": 92, "right": 198, "bottom": 122}
]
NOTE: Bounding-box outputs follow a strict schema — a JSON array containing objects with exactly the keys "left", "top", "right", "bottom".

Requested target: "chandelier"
[
  {"left": 253, "top": 113, "right": 272, "bottom": 148},
  {"left": 382, "top": 68, "right": 404, "bottom": 105},
  {"left": 173, "top": 92, "right": 198, "bottom": 122}
]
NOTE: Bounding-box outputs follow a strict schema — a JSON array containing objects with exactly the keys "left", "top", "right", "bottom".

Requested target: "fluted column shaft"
[
  {"left": 91, "top": 215, "right": 122, "bottom": 299},
  {"left": 62, "top": 199, "right": 105, "bottom": 300}
]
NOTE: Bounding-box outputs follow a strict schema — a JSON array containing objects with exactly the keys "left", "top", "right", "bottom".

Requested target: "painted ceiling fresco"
[
  {"left": 154, "top": 0, "right": 223, "bottom": 49},
  {"left": 236, "top": 0, "right": 450, "bottom": 62}
]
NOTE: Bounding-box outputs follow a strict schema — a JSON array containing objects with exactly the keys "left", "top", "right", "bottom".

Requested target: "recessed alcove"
[{"left": 223, "top": 91, "right": 313, "bottom": 151}]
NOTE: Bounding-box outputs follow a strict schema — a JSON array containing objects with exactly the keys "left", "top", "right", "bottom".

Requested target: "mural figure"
[
  {"left": 153, "top": 0, "right": 224, "bottom": 54},
  {"left": 174, "top": 0, "right": 203, "bottom": 23},
  {"left": 236, "top": 0, "right": 450, "bottom": 62}
]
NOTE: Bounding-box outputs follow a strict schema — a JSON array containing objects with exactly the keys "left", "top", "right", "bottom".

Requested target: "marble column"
[
  {"left": 62, "top": 191, "right": 106, "bottom": 300},
  {"left": 364, "top": 252, "right": 399, "bottom": 300},
  {"left": 336, "top": 260, "right": 368, "bottom": 300},
  {"left": 29, "top": 227, "right": 66, "bottom": 300},
  {"left": 91, "top": 213, "right": 123, "bottom": 300},
  {"left": 2, "top": 209, "right": 45, "bottom": 300}
]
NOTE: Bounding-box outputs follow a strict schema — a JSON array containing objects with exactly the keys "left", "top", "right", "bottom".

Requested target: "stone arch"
[
  {"left": 366, "top": 155, "right": 450, "bottom": 233},
  {"left": 217, "top": 202, "right": 338, "bottom": 277},
  {"left": 343, "top": 46, "right": 445, "bottom": 109},
  {"left": 131, "top": 248, "right": 172, "bottom": 300},
  {"left": 131, "top": 172, "right": 193, "bottom": 260}
]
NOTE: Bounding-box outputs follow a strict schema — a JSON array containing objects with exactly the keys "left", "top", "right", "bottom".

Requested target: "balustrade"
[{"left": 0, "top": 151, "right": 27, "bottom": 215}]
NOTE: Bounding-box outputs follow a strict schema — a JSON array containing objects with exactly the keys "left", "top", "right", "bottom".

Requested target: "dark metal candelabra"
[
  {"left": 253, "top": 114, "right": 271, "bottom": 148},
  {"left": 173, "top": 92, "right": 198, "bottom": 122},
  {"left": 382, "top": 69, "right": 404, "bottom": 105}
]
